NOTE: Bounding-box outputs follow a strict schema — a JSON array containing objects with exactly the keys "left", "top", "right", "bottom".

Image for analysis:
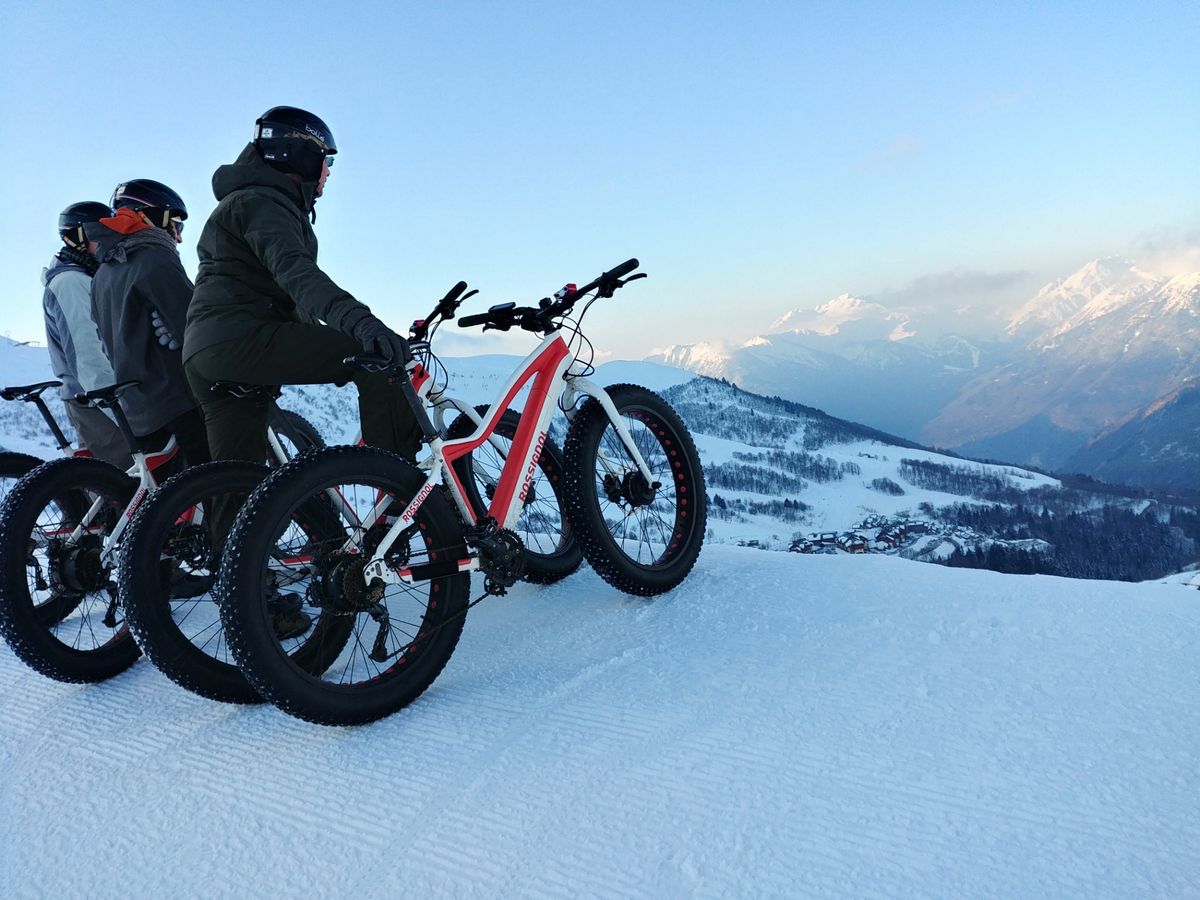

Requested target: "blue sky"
[{"left": 2, "top": 1, "right": 1197, "bottom": 358}]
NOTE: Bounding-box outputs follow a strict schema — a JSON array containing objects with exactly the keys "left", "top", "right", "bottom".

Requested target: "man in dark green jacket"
[{"left": 184, "top": 106, "right": 421, "bottom": 467}]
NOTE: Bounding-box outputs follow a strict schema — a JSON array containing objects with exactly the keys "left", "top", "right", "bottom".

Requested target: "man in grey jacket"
[
  {"left": 42, "top": 202, "right": 132, "bottom": 469},
  {"left": 85, "top": 180, "right": 209, "bottom": 470}
]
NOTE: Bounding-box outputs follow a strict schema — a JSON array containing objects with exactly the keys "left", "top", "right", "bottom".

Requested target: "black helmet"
[
  {"left": 58, "top": 201, "right": 111, "bottom": 244},
  {"left": 254, "top": 106, "right": 337, "bottom": 182},
  {"left": 111, "top": 179, "right": 188, "bottom": 231}
]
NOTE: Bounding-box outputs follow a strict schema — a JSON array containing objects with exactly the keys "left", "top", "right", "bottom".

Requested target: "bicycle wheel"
[
  {"left": 0, "top": 451, "right": 43, "bottom": 507},
  {"left": 447, "top": 405, "right": 581, "bottom": 584},
  {"left": 271, "top": 407, "right": 325, "bottom": 461},
  {"left": 0, "top": 457, "right": 140, "bottom": 681},
  {"left": 119, "top": 460, "right": 354, "bottom": 704},
  {"left": 562, "top": 384, "right": 707, "bottom": 596},
  {"left": 218, "top": 446, "right": 471, "bottom": 726}
]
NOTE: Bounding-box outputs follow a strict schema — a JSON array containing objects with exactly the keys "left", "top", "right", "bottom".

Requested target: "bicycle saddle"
[
  {"left": 76, "top": 380, "right": 141, "bottom": 407},
  {"left": 0, "top": 380, "right": 62, "bottom": 402}
]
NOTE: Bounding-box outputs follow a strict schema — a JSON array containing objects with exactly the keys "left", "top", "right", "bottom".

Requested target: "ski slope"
[{"left": 2, "top": 546, "right": 1197, "bottom": 898}]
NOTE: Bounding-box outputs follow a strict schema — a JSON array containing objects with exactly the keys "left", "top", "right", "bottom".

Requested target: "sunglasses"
[{"left": 170, "top": 216, "right": 185, "bottom": 237}]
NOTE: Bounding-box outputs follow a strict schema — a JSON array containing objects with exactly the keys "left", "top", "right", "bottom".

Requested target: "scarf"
[{"left": 56, "top": 244, "right": 99, "bottom": 276}]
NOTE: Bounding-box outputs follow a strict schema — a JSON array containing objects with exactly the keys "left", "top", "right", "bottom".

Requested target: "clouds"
[
  {"left": 870, "top": 268, "right": 1038, "bottom": 335},
  {"left": 1127, "top": 225, "right": 1200, "bottom": 278}
]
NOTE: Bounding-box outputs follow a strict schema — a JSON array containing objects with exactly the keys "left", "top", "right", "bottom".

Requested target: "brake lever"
[{"left": 440, "top": 288, "right": 479, "bottom": 321}]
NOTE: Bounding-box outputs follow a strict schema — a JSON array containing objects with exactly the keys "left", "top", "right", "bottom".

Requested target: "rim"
[
  {"left": 250, "top": 477, "right": 450, "bottom": 689},
  {"left": 159, "top": 490, "right": 353, "bottom": 669},
  {"left": 590, "top": 407, "right": 695, "bottom": 569}
]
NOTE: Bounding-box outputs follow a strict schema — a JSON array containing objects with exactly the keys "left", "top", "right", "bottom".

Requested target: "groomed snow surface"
[{"left": 2, "top": 546, "right": 1198, "bottom": 898}]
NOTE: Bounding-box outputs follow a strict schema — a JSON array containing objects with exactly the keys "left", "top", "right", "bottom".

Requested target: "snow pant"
[
  {"left": 184, "top": 321, "right": 423, "bottom": 544},
  {"left": 65, "top": 399, "right": 133, "bottom": 470}
]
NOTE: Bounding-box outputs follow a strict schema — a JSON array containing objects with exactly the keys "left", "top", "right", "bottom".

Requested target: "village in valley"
[{"left": 733, "top": 514, "right": 1051, "bottom": 562}]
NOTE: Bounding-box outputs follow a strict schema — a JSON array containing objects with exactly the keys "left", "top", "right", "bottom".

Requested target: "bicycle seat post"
[
  {"left": 31, "top": 394, "right": 73, "bottom": 452},
  {"left": 105, "top": 400, "right": 142, "bottom": 455}
]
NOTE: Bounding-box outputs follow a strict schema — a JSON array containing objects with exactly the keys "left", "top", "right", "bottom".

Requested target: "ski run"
[{"left": 2, "top": 545, "right": 1197, "bottom": 898}]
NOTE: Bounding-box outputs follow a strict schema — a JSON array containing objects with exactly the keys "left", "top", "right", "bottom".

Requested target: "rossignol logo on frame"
[
  {"left": 518, "top": 433, "right": 548, "bottom": 502},
  {"left": 402, "top": 482, "right": 436, "bottom": 522}
]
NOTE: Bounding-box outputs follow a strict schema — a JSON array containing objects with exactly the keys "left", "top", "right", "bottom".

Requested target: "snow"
[{"left": 2, "top": 546, "right": 1198, "bottom": 897}]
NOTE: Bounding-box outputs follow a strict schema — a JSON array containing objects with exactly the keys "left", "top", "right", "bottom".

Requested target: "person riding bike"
[
  {"left": 183, "top": 106, "right": 421, "bottom": 639},
  {"left": 183, "top": 105, "right": 421, "bottom": 469},
  {"left": 84, "top": 180, "right": 211, "bottom": 473},
  {"left": 41, "top": 201, "right": 133, "bottom": 469}
]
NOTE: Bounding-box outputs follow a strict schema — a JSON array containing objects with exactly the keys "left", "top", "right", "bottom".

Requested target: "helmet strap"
[{"left": 62, "top": 226, "right": 86, "bottom": 249}]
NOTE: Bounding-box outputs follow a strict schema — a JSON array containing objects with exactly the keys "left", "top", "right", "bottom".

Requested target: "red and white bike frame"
[
  {"left": 361, "top": 327, "right": 657, "bottom": 586},
  {"left": 65, "top": 436, "right": 180, "bottom": 567},
  {"left": 267, "top": 357, "right": 517, "bottom": 537}
]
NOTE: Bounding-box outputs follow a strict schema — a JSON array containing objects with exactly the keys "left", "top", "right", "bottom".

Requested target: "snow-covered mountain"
[
  {"left": 5, "top": 339, "right": 1193, "bottom": 575},
  {"left": 650, "top": 307, "right": 996, "bottom": 442},
  {"left": 769, "top": 293, "right": 916, "bottom": 341},
  {"left": 925, "top": 264, "right": 1200, "bottom": 468},
  {"left": 1063, "top": 376, "right": 1200, "bottom": 490},
  {"left": 1005, "top": 256, "right": 1162, "bottom": 341},
  {"left": 649, "top": 258, "right": 1200, "bottom": 486}
]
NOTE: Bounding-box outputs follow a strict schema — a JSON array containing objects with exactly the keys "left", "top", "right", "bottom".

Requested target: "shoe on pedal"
[
  {"left": 162, "top": 560, "right": 216, "bottom": 599},
  {"left": 267, "top": 590, "right": 311, "bottom": 640}
]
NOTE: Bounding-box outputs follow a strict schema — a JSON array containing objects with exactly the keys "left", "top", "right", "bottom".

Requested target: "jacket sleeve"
[
  {"left": 55, "top": 270, "right": 117, "bottom": 391},
  {"left": 235, "top": 193, "right": 372, "bottom": 332},
  {"left": 133, "top": 249, "right": 195, "bottom": 346}
]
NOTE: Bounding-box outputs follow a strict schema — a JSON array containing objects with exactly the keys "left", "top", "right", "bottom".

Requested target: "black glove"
[{"left": 349, "top": 313, "right": 411, "bottom": 367}]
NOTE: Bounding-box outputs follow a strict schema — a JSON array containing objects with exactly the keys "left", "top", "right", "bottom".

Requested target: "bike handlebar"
[
  {"left": 565, "top": 258, "right": 640, "bottom": 304},
  {"left": 457, "top": 259, "right": 643, "bottom": 335},
  {"left": 410, "top": 280, "right": 480, "bottom": 341}
]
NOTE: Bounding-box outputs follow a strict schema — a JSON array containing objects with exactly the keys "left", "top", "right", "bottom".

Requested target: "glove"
[
  {"left": 150, "top": 307, "right": 180, "bottom": 351},
  {"left": 349, "top": 313, "right": 411, "bottom": 367}
]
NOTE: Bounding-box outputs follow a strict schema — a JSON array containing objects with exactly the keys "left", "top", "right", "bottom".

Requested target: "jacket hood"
[
  {"left": 85, "top": 213, "right": 180, "bottom": 264},
  {"left": 84, "top": 208, "right": 156, "bottom": 261},
  {"left": 42, "top": 254, "right": 69, "bottom": 286},
  {"left": 42, "top": 250, "right": 92, "bottom": 286},
  {"left": 212, "top": 143, "right": 316, "bottom": 212}
]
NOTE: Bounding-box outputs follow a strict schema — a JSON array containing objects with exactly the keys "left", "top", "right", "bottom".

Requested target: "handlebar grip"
[
  {"left": 458, "top": 312, "right": 491, "bottom": 328},
  {"left": 605, "top": 258, "right": 640, "bottom": 281},
  {"left": 440, "top": 281, "right": 469, "bottom": 307}
]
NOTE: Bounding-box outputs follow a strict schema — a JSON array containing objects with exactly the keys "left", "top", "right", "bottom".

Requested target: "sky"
[{"left": 1, "top": 0, "right": 1197, "bottom": 359}]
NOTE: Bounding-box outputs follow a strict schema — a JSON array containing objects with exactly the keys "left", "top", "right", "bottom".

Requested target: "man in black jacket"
[
  {"left": 184, "top": 106, "right": 420, "bottom": 468},
  {"left": 85, "top": 180, "right": 210, "bottom": 469}
]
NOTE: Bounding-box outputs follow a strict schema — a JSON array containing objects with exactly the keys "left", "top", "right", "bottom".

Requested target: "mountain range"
[
  {"left": 3, "top": 340, "right": 1195, "bottom": 581},
  {"left": 651, "top": 258, "right": 1200, "bottom": 489}
]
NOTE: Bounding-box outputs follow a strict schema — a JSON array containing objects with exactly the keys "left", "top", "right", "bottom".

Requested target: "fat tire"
[
  {"left": 217, "top": 446, "right": 471, "bottom": 726},
  {"left": 562, "top": 384, "right": 706, "bottom": 596},
  {"left": 446, "top": 405, "right": 582, "bottom": 584},
  {"left": 119, "top": 460, "right": 352, "bottom": 704},
  {"left": 0, "top": 457, "right": 140, "bottom": 681},
  {"left": 271, "top": 408, "right": 325, "bottom": 460},
  {"left": 0, "top": 452, "right": 43, "bottom": 501}
]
